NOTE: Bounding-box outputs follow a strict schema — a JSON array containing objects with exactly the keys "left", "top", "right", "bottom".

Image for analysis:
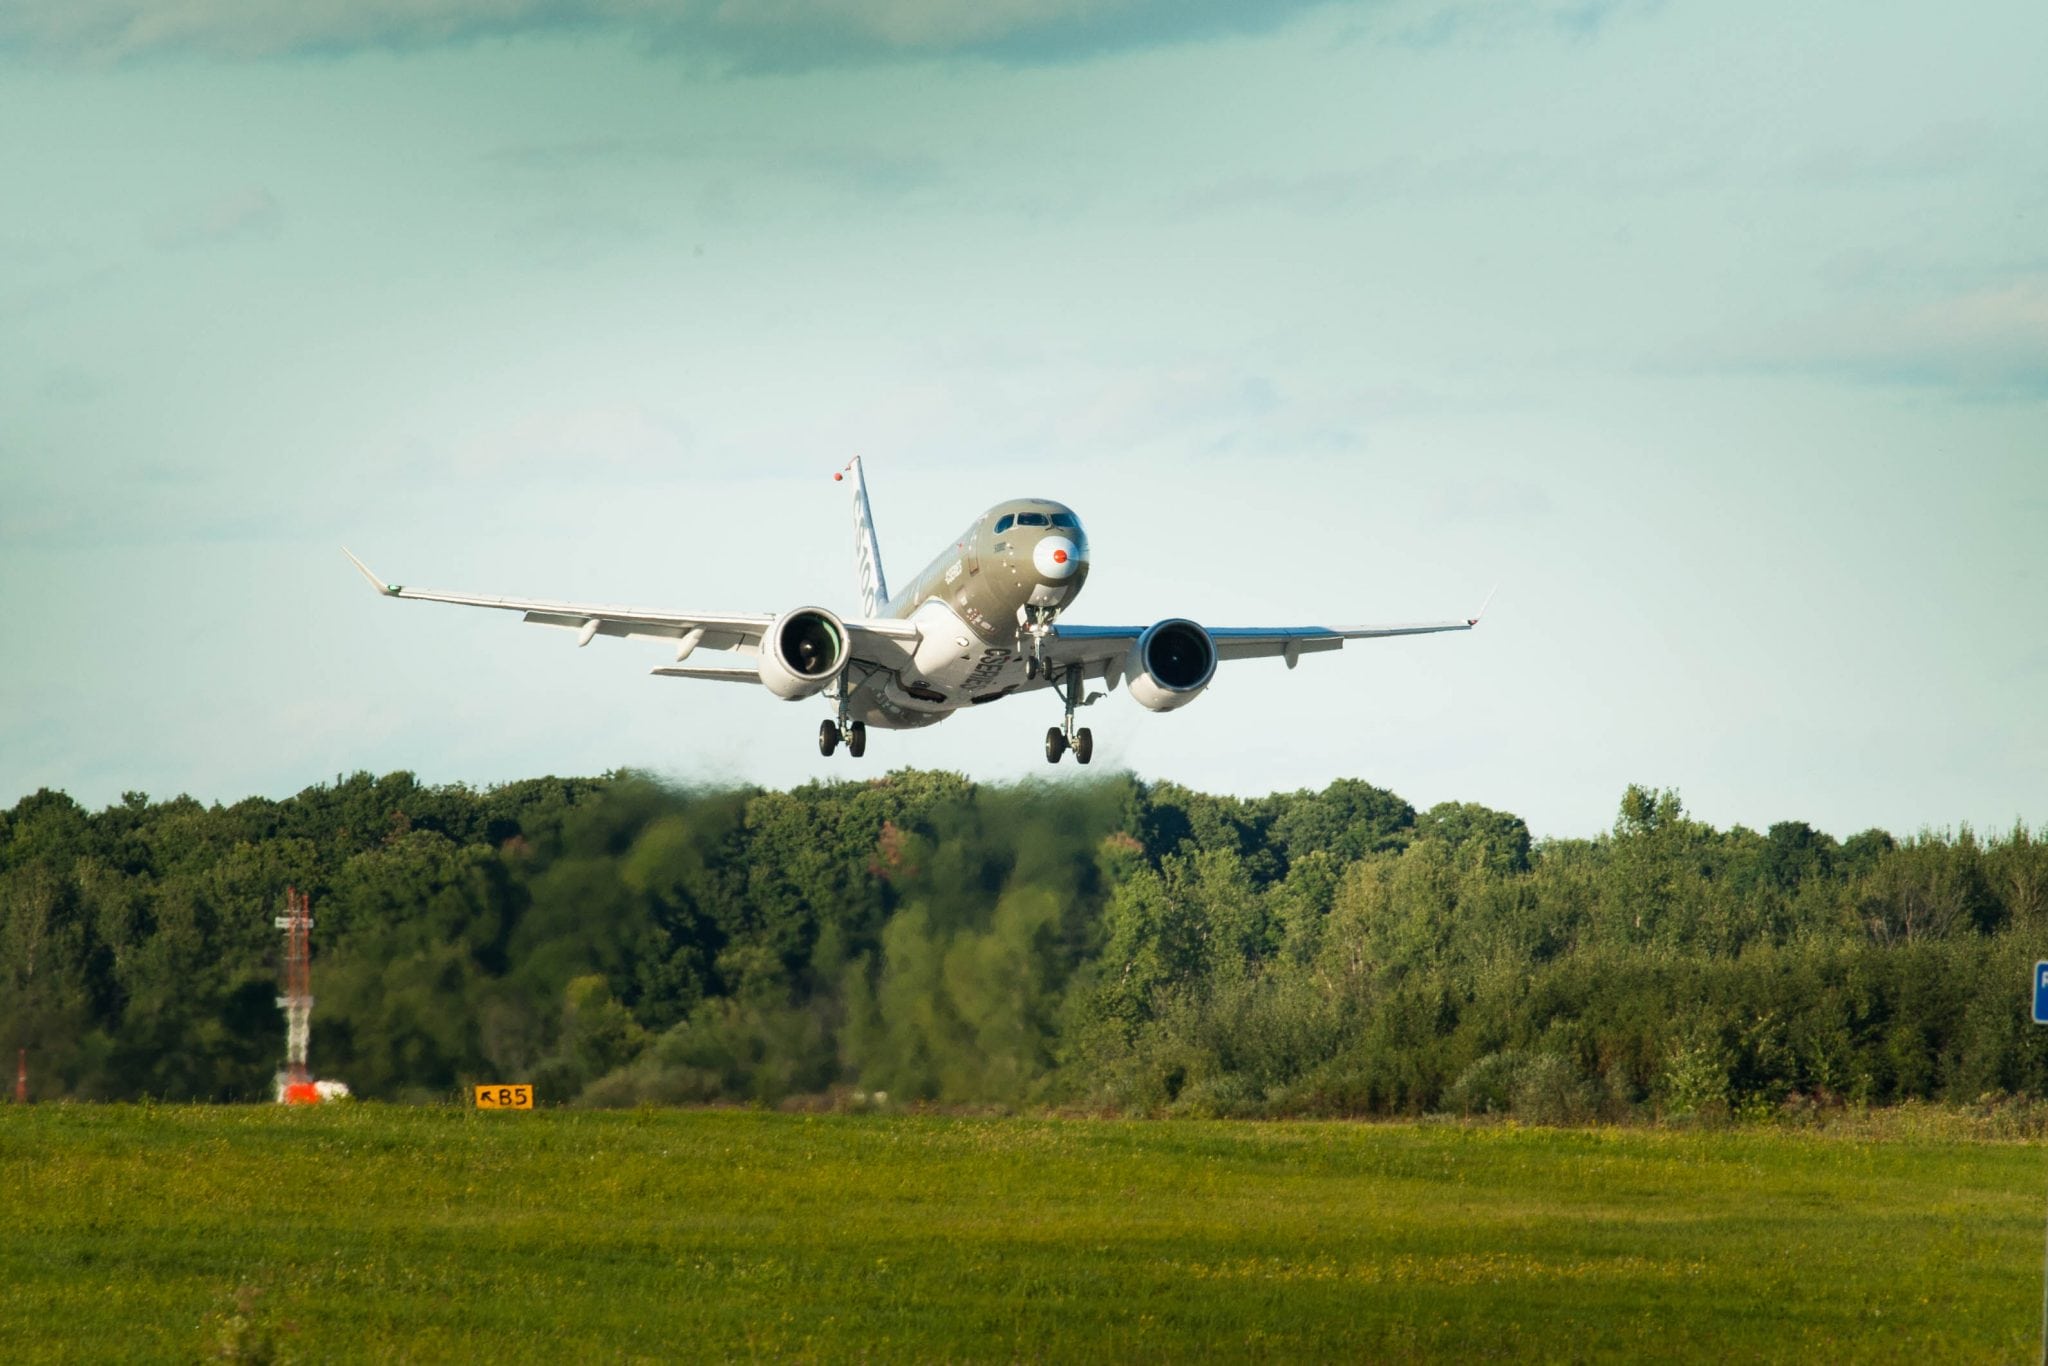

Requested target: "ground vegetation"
[{"left": 2, "top": 1106, "right": 2039, "bottom": 1361}]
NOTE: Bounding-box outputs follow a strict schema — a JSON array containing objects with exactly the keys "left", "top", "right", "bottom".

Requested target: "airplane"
[{"left": 344, "top": 458, "right": 1486, "bottom": 764}]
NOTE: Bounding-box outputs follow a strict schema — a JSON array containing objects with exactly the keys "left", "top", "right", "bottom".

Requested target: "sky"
[{"left": 2, "top": 0, "right": 2043, "bottom": 840}]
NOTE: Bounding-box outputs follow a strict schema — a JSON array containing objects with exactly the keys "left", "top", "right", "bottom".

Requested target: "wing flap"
[
  {"left": 1214, "top": 636, "right": 1345, "bottom": 663},
  {"left": 651, "top": 664, "right": 766, "bottom": 685},
  {"left": 521, "top": 612, "right": 759, "bottom": 653}
]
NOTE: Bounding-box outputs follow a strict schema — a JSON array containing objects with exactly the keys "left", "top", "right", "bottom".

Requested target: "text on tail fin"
[{"left": 840, "top": 456, "right": 889, "bottom": 617}]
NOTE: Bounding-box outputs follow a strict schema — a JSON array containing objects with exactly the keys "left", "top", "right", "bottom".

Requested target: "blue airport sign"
[{"left": 2034, "top": 961, "right": 2048, "bottom": 1025}]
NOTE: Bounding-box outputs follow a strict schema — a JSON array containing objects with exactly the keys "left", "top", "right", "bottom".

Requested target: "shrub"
[
  {"left": 1662, "top": 1026, "right": 1732, "bottom": 1122},
  {"left": 1443, "top": 1051, "right": 1522, "bottom": 1117},
  {"left": 1511, "top": 1053, "right": 1598, "bottom": 1126}
]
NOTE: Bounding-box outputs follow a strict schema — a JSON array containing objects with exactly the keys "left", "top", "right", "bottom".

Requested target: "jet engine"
[
  {"left": 1124, "top": 618, "right": 1216, "bottom": 712},
  {"left": 756, "top": 607, "right": 850, "bottom": 700}
]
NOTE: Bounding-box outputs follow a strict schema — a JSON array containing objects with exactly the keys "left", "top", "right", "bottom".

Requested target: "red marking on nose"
[{"left": 1053, "top": 549, "right": 1068, "bottom": 564}]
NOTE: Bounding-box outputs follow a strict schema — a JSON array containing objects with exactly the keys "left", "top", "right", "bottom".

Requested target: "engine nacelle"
[
  {"left": 757, "top": 606, "right": 851, "bottom": 700},
  {"left": 1124, "top": 618, "right": 1216, "bottom": 713}
]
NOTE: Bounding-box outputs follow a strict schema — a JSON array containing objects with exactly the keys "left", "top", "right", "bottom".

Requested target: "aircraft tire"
[
  {"left": 847, "top": 722, "right": 867, "bottom": 759},
  {"left": 1073, "top": 728, "right": 1093, "bottom": 765},
  {"left": 818, "top": 720, "right": 839, "bottom": 757},
  {"left": 1044, "top": 727, "right": 1066, "bottom": 764}
]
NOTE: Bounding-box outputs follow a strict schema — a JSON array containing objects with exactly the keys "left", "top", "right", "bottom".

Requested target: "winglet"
[
  {"left": 1467, "top": 584, "right": 1498, "bottom": 627},
  {"left": 342, "top": 547, "right": 401, "bottom": 597}
]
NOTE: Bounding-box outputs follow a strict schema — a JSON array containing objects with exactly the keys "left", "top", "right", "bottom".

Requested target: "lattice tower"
[{"left": 274, "top": 886, "right": 314, "bottom": 1088}]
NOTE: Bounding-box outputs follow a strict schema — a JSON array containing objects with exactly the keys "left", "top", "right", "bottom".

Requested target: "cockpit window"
[
  {"left": 994, "top": 514, "right": 1015, "bottom": 533},
  {"left": 1050, "top": 512, "right": 1077, "bottom": 529},
  {"left": 1016, "top": 512, "right": 1049, "bottom": 527}
]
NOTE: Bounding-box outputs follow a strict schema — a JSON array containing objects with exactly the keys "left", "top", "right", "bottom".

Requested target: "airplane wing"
[
  {"left": 343, "top": 549, "right": 920, "bottom": 678},
  {"left": 1044, "top": 608, "right": 1486, "bottom": 681}
]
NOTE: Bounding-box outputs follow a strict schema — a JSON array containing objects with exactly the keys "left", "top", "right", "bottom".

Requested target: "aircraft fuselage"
[{"left": 848, "top": 499, "right": 1090, "bottom": 729}]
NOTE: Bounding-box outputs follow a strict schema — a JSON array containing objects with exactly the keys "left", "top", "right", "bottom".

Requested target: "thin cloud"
[
  {"left": 1065, "top": 365, "right": 1281, "bottom": 449},
  {"left": 1433, "top": 477, "right": 1555, "bottom": 522},
  {"left": 1655, "top": 273, "right": 2048, "bottom": 401},
  {"left": 150, "top": 185, "right": 281, "bottom": 250},
  {"left": 0, "top": 262, "right": 124, "bottom": 322},
  {"left": 485, "top": 135, "right": 947, "bottom": 200},
  {"left": 447, "top": 402, "right": 695, "bottom": 482},
  {"left": 1379, "top": 0, "right": 1661, "bottom": 49},
  {"left": 0, "top": 0, "right": 1340, "bottom": 68},
  {"left": 1858, "top": 277, "right": 2048, "bottom": 397},
  {"left": 1174, "top": 126, "right": 1984, "bottom": 221}
]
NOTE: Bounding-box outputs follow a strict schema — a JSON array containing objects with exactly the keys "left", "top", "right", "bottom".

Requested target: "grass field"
[{"left": 4, "top": 1106, "right": 2046, "bottom": 1362}]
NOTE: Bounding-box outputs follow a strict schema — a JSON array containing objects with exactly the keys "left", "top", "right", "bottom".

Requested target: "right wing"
[{"left": 343, "top": 549, "right": 920, "bottom": 680}]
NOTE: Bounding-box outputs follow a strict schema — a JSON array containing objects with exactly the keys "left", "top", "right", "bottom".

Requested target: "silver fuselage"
[{"left": 847, "top": 499, "right": 1089, "bottom": 729}]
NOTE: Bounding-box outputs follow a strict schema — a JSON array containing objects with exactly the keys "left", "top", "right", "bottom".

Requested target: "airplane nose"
[{"left": 1034, "top": 535, "right": 1082, "bottom": 581}]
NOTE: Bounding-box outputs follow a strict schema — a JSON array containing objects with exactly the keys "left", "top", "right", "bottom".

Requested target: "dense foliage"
[{"left": 4, "top": 770, "right": 2046, "bottom": 1116}]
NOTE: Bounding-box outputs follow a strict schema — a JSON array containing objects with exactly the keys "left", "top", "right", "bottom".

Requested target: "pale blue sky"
[{"left": 3, "top": 0, "right": 2043, "bottom": 838}]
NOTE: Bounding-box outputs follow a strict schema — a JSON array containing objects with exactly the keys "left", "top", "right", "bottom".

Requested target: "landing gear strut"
[
  {"left": 1020, "top": 605, "right": 1056, "bottom": 681},
  {"left": 1044, "top": 662, "right": 1096, "bottom": 765}
]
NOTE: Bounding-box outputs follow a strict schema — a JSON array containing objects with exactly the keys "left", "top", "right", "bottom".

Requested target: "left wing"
[
  {"left": 1044, "top": 612, "right": 1485, "bottom": 681},
  {"left": 342, "top": 549, "right": 920, "bottom": 675}
]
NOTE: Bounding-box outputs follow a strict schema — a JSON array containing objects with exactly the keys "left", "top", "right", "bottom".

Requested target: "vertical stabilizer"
[{"left": 837, "top": 456, "right": 890, "bottom": 617}]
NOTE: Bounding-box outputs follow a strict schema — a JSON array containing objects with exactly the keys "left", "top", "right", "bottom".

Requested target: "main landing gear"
[
  {"left": 818, "top": 715, "right": 866, "bottom": 759},
  {"left": 1044, "top": 662, "right": 1095, "bottom": 765},
  {"left": 1044, "top": 725, "right": 1092, "bottom": 765}
]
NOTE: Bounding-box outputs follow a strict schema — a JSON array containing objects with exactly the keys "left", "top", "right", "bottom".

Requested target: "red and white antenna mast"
[{"left": 274, "top": 886, "right": 317, "bottom": 1103}]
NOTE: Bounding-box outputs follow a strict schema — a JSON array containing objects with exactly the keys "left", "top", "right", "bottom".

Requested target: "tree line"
[{"left": 4, "top": 769, "right": 2046, "bottom": 1119}]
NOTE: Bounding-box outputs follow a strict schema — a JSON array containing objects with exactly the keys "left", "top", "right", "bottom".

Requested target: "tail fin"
[{"left": 835, "top": 456, "right": 890, "bottom": 617}]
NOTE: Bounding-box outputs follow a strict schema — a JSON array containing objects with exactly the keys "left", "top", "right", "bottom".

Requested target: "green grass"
[{"left": 4, "top": 1106, "right": 2046, "bottom": 1362}]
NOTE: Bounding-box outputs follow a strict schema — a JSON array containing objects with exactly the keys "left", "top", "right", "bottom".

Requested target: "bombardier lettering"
[
  {"left": 963, "top": 648, "right": 1010, "bottom": 690},
  {"left": 851, "top": 475, "right": 885, "bottom": 617}
]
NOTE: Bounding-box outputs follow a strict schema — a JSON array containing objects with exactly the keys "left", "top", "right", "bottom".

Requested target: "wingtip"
[
  {"left": 342, "top": 547, "right": 400, "bottom": 596},
  {"left": 1469, "top": 584, "right": 1499, "bottom": 626}
]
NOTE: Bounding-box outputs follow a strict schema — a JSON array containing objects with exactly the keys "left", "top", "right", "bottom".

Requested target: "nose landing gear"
[
  {"left": 1043, "top": 662, "right": 1098, "bottom": 765},
  {"left": 1019, "top": 604, "right": 1058, "bottom": 680}
]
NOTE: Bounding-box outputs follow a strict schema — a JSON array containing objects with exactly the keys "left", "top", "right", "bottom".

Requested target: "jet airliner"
[{"left": 345, "top": 458, "right": 1484, "bottom": 764}]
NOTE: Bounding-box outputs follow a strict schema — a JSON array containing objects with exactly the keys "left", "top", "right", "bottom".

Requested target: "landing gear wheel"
[
  {"left": 846, "top": 721, "right": 867, "bottom": 759},
  {"left": 1073, "top": 727, "right": 1093, "bottom": 765},
  {"left": 1044, "top": 727, "right": 1067, "bottom": 764},
  {"left": 818, "top": 720, "right": 839, "bottom": 757},
  {"left": 1025, "top": 657, "right": 1040, "bottom": 682}
]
